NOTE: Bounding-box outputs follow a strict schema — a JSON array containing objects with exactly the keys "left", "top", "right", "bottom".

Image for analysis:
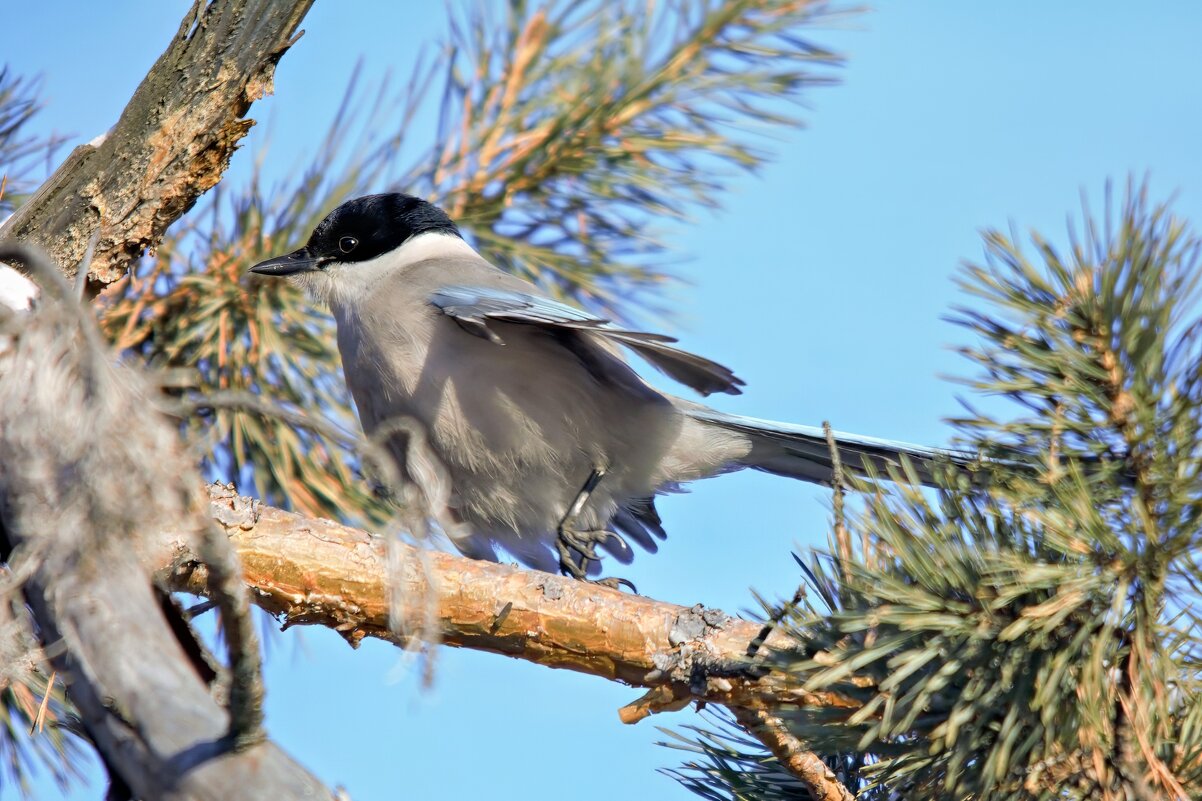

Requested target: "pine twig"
[
  {"left": 714, "top": 426, "right": 856, "bottom": 800},
  {"left": 731, "top": 707, "right": 855, "bottom": 801},
  {"left": 822, "top": 420, "right": 851, "bottom": 587}
]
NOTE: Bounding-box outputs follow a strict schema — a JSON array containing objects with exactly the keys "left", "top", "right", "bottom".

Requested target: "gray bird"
[{"left": 250, "top": 193, "right": 973, "bottom": 586}]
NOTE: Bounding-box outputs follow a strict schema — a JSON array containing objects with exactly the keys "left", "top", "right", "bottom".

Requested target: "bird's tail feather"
[{"left": 686, "top": 408, "right": 978, "bottom": 487}]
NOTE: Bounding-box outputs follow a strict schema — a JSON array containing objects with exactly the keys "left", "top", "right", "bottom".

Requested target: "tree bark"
[
  {"left": 0, "top": 0, "right": 314, "bottom": 292},
  {"left": 164, "top": 484, "right": 862, "bottom": 722}
]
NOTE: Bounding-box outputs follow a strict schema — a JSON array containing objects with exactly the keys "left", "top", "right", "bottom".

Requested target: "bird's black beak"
[{"left": 248, "top": 247, "right": 323, "bottom": 276}]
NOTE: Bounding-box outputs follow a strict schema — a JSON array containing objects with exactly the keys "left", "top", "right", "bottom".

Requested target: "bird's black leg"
[{"left": 556, "top": 468, "right": 636, "bottom": 592}]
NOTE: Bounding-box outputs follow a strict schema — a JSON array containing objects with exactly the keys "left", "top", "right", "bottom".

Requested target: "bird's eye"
[{"left": 339, "top": 236, "right": 359, "bottom": 254}]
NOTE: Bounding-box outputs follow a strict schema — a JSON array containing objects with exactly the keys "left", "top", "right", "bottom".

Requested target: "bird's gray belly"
[{"left": 340, "top": 313, "right": 680, "bottom": 569}]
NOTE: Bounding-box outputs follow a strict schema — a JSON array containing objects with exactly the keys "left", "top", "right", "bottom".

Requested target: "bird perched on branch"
[{"left": 251, "top": 193, "right": 975, "bottom": 588}]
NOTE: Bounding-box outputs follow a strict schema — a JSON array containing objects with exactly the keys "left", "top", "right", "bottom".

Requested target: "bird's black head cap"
[
  {"left": 249, "top": 193, "right": 461, "bottom": 277},
  {"left": 308, "top": 193, "right": 461, "bottom": 264}
]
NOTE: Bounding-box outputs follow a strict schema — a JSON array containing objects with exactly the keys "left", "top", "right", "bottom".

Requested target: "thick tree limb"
[
  {"left": 0, "top": 0, "right": 314, "bottom": 291},
  {"left": 164, "top": 485, "right": 862, "bottom": 721}
]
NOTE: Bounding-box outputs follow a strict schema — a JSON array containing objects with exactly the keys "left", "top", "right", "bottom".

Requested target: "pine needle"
[{"left": 28, "top": 671, "right": 55, "bottom": 736}]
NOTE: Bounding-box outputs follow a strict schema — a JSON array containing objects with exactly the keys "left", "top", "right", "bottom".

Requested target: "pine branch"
[
  {"left": 410, "top": 0, "right": 851, "bottom": 318},
  {"left": 660, "top": 708, "right": 877, "bottom": 801},
  {"left": 732, "top": 707, "right": 855, "bottom": 801},
  {"left": 161, "top": 484, "right": 864, "bottom": 721},
  {"left": 779, "top": 181, "right": 1202, "bottom": 800}
]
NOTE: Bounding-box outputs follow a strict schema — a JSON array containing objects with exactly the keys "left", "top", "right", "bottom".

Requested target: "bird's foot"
[
  {"left": 556, "top": 527, "right": 637, "bottom": 593},
  {"left": 554, "top": 466, "right": 636, "bottom": 591},
  {"left": 587, "top": 575, "right": 638, "bottom": 593}
]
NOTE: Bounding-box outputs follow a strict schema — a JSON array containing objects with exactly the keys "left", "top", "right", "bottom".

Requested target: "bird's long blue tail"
[{"left": 687, "top": 407, "right": 980, "bottom": 487}]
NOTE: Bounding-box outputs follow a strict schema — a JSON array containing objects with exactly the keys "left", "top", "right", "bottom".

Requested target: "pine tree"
[
  {"left": 3, "top": 3, "right": 1200, "bottom": 800},
  {"left": 667, "top": 183, "right": 1202, "bottom": 799}
]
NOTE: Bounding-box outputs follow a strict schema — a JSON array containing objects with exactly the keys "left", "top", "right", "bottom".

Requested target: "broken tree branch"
[
  {"left": 0, "top": 0, "right": 314, "bottom": 291},
  {"left": 163, "top": 484, "right": 863, "bottom": 723}
]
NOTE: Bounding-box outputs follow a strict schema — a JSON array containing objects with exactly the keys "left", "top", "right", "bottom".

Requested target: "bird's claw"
[
  {"left": 556, "top": 526, "right": 636, "bottom": 592},
  {"left": 589, "top": 575, "right": 638, "bottom": 593},
  {"left": 559, "top": 526, "right": 619, "bottom": 562}
]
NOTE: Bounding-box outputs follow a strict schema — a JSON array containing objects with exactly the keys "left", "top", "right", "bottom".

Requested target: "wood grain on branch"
[
  {"left": 165, "top": 484, "right": 861, "bottom": 724},
  {"left": 0, "top": 0, "right": 314, "bottom": 291}
]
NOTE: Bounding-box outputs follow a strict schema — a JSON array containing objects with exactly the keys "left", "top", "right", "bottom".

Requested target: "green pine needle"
[{"left": 752, "top": 180, "right": 1202, "bottom": 801}]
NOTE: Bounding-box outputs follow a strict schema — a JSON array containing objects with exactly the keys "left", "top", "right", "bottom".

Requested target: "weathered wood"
[
  {"left": 17, "top": 550, "right": 332, "bottom": 801},
  {"left": 0, "top": 0, "right": 314, "bottom": 291}
]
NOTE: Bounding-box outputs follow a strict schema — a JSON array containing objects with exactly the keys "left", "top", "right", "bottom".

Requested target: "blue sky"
[{"left": 7, "top": 2, "right": 1202, "bottom": 799}]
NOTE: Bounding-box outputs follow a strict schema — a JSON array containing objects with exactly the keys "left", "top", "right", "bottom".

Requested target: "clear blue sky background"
[{"left": 6, "top": 2, "right": 1202, "bottom": 799}]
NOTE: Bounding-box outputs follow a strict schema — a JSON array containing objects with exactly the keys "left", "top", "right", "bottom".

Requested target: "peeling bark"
[
  {"left": 164, "top": 485, "right": 861, "bottom": 722},
  {"left": 0, "top": 0, "right": 314, "bottom": 291}
]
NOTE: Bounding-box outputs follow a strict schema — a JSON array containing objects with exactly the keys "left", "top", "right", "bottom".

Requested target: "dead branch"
[
  {"left": 0, "top": 0, "right": 314, "bottom": 292},
  {"left": 163, "top": 484, "right": 862, "bottom": 723}
]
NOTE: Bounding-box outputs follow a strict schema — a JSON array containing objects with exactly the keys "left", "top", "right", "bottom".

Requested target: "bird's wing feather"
[{"left": 429, "top": 285, "right": 744, "bottom": 396}]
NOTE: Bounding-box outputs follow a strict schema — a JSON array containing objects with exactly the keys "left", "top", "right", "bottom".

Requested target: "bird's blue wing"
[
  {"left": 429, "top": 285, "right": 616, "bottom": 337},
  {"left": 429, "top": 285, "right": 744, "bottom": 396}
]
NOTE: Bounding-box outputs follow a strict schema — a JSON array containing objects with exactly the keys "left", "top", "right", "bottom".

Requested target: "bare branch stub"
[{"left": 0, "top": 0, "right": 315, "bottom": 291}]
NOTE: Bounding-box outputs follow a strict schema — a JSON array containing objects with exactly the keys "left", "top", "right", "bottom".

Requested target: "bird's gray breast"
[{"left": 331, "top": 262, "right": 681, "bottom": 565}]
